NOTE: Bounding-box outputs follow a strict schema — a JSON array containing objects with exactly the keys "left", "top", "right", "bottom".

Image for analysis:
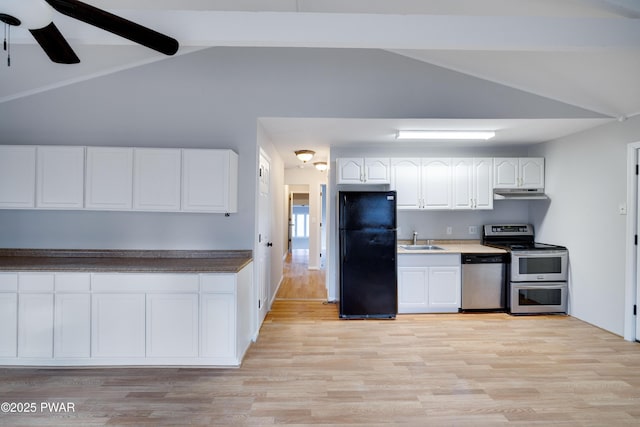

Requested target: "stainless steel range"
[{"left": 482, "top": 224, "right": 568, "bottom": 314}]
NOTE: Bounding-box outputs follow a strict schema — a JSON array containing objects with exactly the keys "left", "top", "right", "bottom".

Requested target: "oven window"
[
  {"left": 518, "top": 257, "right": 561, "bottom": 274},
  {"left": 518, "top": 288, "right": 562, "bottom": 306}
]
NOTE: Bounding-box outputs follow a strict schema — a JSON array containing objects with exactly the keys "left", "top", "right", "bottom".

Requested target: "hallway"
[{"left": 275, "top": 249, "right": 327, "bottom": 300}]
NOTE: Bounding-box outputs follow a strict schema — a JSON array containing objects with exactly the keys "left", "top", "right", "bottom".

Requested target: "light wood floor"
[
  {"left": 2, "top": 301, "right": 640, "bottom": 425},
  {"left": 275, "top": 249, "right": 327, "bottom": 300}
]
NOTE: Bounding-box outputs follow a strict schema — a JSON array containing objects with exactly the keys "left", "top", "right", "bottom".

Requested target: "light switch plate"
[{"left": 468, "top": 226, "right": 477, "bottom": 234}]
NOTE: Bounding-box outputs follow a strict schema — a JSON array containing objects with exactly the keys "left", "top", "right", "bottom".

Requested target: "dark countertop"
[{"left": 0, "top": 249, "right": 253, "bottom": 273}]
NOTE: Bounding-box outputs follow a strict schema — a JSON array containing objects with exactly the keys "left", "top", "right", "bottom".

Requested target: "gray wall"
[
  {"left": 529, "top": 115, "right": 640, "bottom": 336},
  {"left": 0, "top": 47, "right": 603, "bottom": 251}
]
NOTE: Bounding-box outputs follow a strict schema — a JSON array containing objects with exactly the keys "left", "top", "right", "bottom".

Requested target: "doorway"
[{"left": 277, "top": 184, "right": 328, "bottom": 301}]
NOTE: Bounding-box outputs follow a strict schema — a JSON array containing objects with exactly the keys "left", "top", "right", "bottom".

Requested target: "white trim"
[{"left": 624, "top": 142, "right": 640, "bottom": 341}]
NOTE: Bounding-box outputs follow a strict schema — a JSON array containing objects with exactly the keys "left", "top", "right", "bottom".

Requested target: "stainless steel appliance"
[
  {"left": 461, "top": 253, "right": 508, "bottom": 311},
  {"left": 339, "top": 191, "right": 397, "bottom": 319},
  {"left": 482, "top": 224, "right": 568, "bottom": 314}
]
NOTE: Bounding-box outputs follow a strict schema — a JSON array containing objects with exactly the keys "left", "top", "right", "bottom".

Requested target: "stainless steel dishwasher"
[{"left": 461, "top": 253, "right": 508, "bottom": 312}]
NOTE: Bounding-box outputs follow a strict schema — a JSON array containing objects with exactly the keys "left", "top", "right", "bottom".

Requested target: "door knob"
[{"left": 267, "top": 242, "right": 273, "bottom": 247}]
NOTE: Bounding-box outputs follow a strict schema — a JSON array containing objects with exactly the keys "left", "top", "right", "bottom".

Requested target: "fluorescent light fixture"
[{"left": 396, "top": 130, "right": 496, "bottom": 140}]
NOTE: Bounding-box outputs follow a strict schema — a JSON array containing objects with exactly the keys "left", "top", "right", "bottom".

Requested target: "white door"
[
  {"left": 36, "top": 146, "right": 85, "bottom": 209},
  {"left": 257, "top": 151, "right": 271, "bottom": 328}
]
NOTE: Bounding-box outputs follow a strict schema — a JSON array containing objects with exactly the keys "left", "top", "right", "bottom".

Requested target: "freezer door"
[
  {"left": 340, "top": 230, "right": 397, "bottom": 318},
  {"left": 339, "top": 191, "right": 396, "bottom": 230}
]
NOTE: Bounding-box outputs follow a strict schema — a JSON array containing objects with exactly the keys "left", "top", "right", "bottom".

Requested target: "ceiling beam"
[{"left": 9, "top": 11, "right": 640, "bottom": 51}]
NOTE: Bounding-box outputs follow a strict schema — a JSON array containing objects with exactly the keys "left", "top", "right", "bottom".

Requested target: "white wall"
[{"left": 529, "top": 115, "right": 640, "bottom": 336}]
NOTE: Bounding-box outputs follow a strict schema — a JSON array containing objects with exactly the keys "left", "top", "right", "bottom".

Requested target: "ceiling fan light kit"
[
  {"left": 0, "top": 0, "right": 179, "bottom": 65},
  {"left": 396, "top": 130, "right": 496, "bottom": 140}
]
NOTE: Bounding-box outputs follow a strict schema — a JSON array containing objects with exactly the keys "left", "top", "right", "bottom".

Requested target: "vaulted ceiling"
[{"left": 1, "top": 0, "right": 638, "bottom": 167}]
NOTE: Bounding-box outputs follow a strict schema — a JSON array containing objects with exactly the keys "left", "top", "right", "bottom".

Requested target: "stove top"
[
  {"left": 486, "top": 242, "right": 568, "bottom": 252},
  {"left": 481, "top": 224, "right": 567, "bottom": 252}
]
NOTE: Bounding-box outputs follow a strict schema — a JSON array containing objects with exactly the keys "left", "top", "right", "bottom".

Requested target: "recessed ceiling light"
[{"left": 396, "top": 130, "right": 496, "bottom": 140}]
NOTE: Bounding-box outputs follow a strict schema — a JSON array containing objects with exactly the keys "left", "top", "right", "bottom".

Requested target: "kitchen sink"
[{"left": 399, "top": 244, "right": 444, "bottom": 250}]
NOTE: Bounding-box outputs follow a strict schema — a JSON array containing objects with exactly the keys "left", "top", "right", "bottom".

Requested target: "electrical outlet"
[
  {"left": 469, "top": 226, "right": 477, "bottom": 234},
  {"left": 446, "top": 226, "right": 452, "bottom": 235}
]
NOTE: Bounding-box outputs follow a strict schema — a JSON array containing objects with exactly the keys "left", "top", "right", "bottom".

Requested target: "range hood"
[{"left": 493, "top": 188, "right": 549, "bottom": 200}]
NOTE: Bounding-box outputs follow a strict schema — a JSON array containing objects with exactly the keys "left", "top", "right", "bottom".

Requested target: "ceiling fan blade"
[
  {"left": 43, "top": 0, "right": 179, "bottom": 56},
  {"left": 29, "top": 22, "right": 80, "bottom": 64}
]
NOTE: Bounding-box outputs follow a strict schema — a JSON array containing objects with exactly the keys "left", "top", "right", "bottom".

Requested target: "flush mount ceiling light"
[
  {"left": 295, "top": 150, "right": 315, "bottom": 163},
  {"left": 396, "top": 130, "right": 496, "bottom": 140},
  {"left": 314, "top": 162, "right": 328, "bottom": 172}
]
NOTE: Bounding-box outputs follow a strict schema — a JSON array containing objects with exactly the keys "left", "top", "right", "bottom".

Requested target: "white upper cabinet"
[
  {"left": 494, "top": 157, "right": 544, "bottom": 189},
  {"left": 36, "top": 146, "right": 85, "bottom": 209},
  {"left": 85, "top": 147, "right": 133, "bottom": 210},
  {"left": 452, "top": 158, "right": 493, "bottom": 210},
  {"left": 182, "top": 149, "right": 238, "bottom": 213},
  {"left": 337, "top": 158, "right": 390, "bottom": 184},
  {"left": 0, "top": 146, "right": 36, "bottom": 208},
  {"left": 421, "top": 158, "right": 452, "bottom": 209},
  {"left": 391, "top": 158, "right": 421, "bottom": 209},
  {"left": 133, "top": 148, "right": 182, "bottom": 211}
]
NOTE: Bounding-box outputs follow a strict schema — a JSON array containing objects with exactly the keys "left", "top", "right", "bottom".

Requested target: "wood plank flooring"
[
  {"left": 275, "top": 249, "right": 327, "bottom": 300},
  {"left": 2, "top": 301, "right": 640, "bottom": 425}
]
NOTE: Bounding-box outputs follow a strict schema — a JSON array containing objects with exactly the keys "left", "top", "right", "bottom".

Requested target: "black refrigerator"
[{"left": 339, "top": 191, "right": 397, "bottom": 319}]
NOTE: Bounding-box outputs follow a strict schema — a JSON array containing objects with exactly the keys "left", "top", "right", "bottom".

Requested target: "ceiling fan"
[{"left": 0, "top": 0, "right": 179, "bottom": 64}]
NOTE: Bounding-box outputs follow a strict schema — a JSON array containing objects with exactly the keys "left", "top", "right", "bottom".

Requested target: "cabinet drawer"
[
  {"left": 398, "top": 254, "right": 461, "bottom": 267},
  {"left": 19, "top": 273, "right": 55, "bottom": 292},
  {"left": 55, "top": 273, "right": 91, "bottom": 292},
  {"left": 0, "top": 273, "right": 18, "bottom": 292},
  {"left": 200, "top": 274, "right": 235, "bottom": 293},
  {"left": 91, "top": 273, "right": 199, "bottom": 292}
]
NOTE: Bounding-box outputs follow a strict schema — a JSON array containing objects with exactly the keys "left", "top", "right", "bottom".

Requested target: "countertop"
[
  {"left": 397, "top": 240, "right": 506, "bottom": 255},
  {"left": 0, "top": 249, "right": 253, "bottom": 273}
]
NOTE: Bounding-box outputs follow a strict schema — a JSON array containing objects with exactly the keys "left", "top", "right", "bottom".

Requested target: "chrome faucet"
[{"left": 412, "top": 231, "right": 418, "bottom": 245}]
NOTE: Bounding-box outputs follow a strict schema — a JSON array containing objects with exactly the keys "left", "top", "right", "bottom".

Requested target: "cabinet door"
[
  {"left": 200, "top": 293, "right": 235, "bottom": 359},
  {"left": 133, "top": 148, "right": 181, "bottom": 211},
  {"left": 54, "top": 293, "right": 91, "bottom": 358},
  {"left": 85, "top": 147, "right": 133, "bottom": 210},
  {"left": 92, "top": 294, "right": 146, "bottom": 358},
  {"left": 36, "top": 146, "right": 85, "bottom": 209},
  {"left": 422, "top": 158, "right": 452, "bottom": 209},
  {"left": 452, "top": 158, "right": 473, "bottom": 210},
  {"left": 18, "top": 293, "right": 54, "bottom": 358},
  {"left": 397, "top": 267, "right": 428, "bottom": 314},
  {"left": 0, "top": 146, "right": 36, "bottom": 208},
  {"left": 428, "top": 267, "right": 461, "bottom": 312},
  {"left": 0, "top": 293, "right": 17, "bottom": 357},
  {"left": 473, "top": 158, "right": 494, "bottom": 210},
  {"left": 520, "top": 158, "right": 545, "bottom": 189},
  {"left": 364, "top": 158, "right": 390, "bottom": 184},
  {"left": 182, "top": 149, "right": 238, "bottom": 212},
  {"left": 493, "top": 158, "right": 519, "bottom": 189},
  {"left": 391, "top": 158, "right": 421, "bottom": 209},
  {"left": 336, "top": 158, "right": 363, "bottom": 184},
  {"left": 147, "top": 293, "right": 199, "bottom": 358}
]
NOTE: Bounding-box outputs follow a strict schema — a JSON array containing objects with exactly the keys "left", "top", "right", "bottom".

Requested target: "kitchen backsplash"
[{"left": 397, "top": 201, "right": 531, "bottom": 240}]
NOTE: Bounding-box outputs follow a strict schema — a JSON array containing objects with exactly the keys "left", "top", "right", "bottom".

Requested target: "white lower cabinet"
[
  {"left": 54, "top": 273, "right": 91, "bottom": 359},
  {"left": 398, "top": 254, "right": 461, "bottom": 313},
  {"left": 200, "top": 293, "right": 235, "bottom": 359},
  {"left": 0, "top": 293, "right": 17, "bottom": 358},
  {"left": 18, "top": 273, "right": 55, "bottom": 358},
  {"left": 92, "top": 293, "right": 146, "bottom": 358},
  {"left": 147, "top": 293, "right": 199, "bottom": 358},
  {"left": 0, "top": 264, "right": 253, "bottom": 366}
]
